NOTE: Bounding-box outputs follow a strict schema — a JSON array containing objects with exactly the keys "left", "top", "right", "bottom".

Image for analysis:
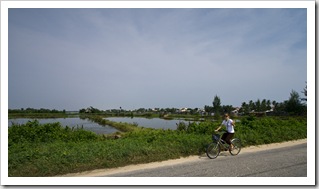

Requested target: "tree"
[
  {"left": 248, "top": 100, "right": 255, "bottom": 112},
  {"left": 275, "top": 101, "right": 287, "bottom": 113},
  {"left": 204, "top": 105, "right": 213, "bottom": 115},
  {"left": 255, "top": 99, "right": 261, "bottom": 112},
  {"left": 212, "top": 95, "right": 222, "bottom": 115},
  {"left": 261, "top": 99, "right": 267, "bottom": 111},
  {"left": 286, "top": 90, "right": 304, "bottom": 115},
  {"left": 266, "top": 100, "right": 271, "bottom": 111},
  {"left": 222, "top": 105, "right": 234, "bottom": 114},
  {"left": 272, "top": 100, "right": 278, "bottom": 111},
  {"left": 240, "top": 102, "right": 250, "bottom": 115}
]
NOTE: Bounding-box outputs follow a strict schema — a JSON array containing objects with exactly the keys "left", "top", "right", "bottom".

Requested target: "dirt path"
[{"left": 61, "top": 139, "right": 307, "bottom": 177}]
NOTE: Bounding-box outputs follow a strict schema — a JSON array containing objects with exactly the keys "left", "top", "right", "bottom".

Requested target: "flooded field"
[{"left": 8, "top": 117, "right": 119, "bottom": 134}]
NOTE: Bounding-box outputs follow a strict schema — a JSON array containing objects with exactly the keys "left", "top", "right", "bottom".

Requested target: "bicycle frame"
[{"left": 213, "top": 132, "right": 230, "bottom": 150}]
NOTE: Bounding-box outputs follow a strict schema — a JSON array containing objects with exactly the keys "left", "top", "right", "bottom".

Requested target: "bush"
[
  {"left": 234, "top": 116, "right": 306, "bottom": 146},
  {"left": 176, "top": 121, "right": 187, "bottom": 131},
  {"left": 176, "top": 121, "right": 217, "bottom": 135},
  {"left": 9, "top": 120, "right": 100, "bottom": 145}
]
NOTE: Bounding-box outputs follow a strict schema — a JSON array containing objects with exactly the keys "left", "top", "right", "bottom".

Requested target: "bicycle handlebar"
[{"left": 214, "top": 130, "right": 227, "bottom": 135}]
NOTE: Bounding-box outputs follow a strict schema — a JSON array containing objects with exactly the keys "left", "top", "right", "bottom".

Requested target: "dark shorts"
[{"left": 221, "top": 132, "right": 234, "bottom": 145}]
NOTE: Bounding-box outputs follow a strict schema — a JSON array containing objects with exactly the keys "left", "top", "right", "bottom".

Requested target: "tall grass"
[{"left": 8, "top": 116, "right": 306, "bottom": 176}]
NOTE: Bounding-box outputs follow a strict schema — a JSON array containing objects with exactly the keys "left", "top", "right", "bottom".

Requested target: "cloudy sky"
[{"left": 8, "top": 8, "right": 307, "bottom": 111}]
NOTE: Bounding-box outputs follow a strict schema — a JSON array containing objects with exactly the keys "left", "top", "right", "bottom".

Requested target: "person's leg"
[
  {"left": 225, "top": 133, "right": 234, "bottom": 149},
  {"left": 221, "top": 133, "right": 227, "bottom": 143},
  {"left": 220, "top": 133, "right": 229, "bottom": 151}
]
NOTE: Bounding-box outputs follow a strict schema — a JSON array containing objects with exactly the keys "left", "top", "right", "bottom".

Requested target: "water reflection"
[
  {"left": 105, "top": 117, "right": 191, "bottom": 130},
  {"left": 8, "top": 116, "right": 202, "bottom": 134},
  {"left": 8, "top": 117, "right": 118, "bottom": 134}
]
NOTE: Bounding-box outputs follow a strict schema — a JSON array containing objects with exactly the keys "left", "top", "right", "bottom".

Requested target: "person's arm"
[{"left": 215, "top": 124, "right": 223, "bottom": 132}]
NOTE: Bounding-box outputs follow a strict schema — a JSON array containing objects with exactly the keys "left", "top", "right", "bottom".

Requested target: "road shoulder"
[{"left": 60, "top": 138, "right": 307, "bottom": 177}]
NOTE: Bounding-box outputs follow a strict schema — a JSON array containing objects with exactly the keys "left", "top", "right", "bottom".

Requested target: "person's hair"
[{"left": 224, "top": 113, "right": 229, "bottom": 117}]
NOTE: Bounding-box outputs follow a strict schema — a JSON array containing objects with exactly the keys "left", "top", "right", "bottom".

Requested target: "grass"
[
  {"left": 8, "top": 116, "right": 306, "bottom": 177},
  {"left": 82, "top": 115, "right": 140, "bottom": 132}
]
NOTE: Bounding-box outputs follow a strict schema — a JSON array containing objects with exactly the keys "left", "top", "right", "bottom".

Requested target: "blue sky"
[{"left": 8, "top": 8, "right": 307, "bottom": 110}]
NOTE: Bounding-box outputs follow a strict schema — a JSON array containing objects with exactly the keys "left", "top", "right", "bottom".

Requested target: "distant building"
[
  {"left": 176, "top": 108, "right": 189, "bottom": 113},
  {"left": 231, "top": 107, "right": 240, "bottom": 116}
]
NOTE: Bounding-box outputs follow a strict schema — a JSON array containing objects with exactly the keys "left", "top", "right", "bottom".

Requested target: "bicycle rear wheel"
[
  {"left": 206, "top": 142, "right": 220, "bottom": 159},
  {"left": 229, "top": 138, "right": 241, "bottom": 156}
]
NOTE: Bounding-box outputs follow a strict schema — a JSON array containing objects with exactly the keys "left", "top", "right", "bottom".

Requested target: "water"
[
  {"left": 105, "top": 117, "right": 192, "bottom": 130},
  {"left": 8, "top": 117, "right": 118, "bottom": 134},
  {"left": 8, "top": 117, "right": 201, "bottom": 133}
]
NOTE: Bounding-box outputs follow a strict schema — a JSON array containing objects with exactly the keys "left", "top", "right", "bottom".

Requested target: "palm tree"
[
  {"left": 266, "top": 100, "right": 271, "bottom": 110},
  {"left": 261, "top": 99, "right": 267, "bottom": 111},
  {"left": 241, "top": 102, "right": 249, "bottom": 115},
  {"left": 255, "top": 99, "right": 261, "bottom": 112},
  {"left": 249, "top": 100, "right": 255, "bottom": 112}
]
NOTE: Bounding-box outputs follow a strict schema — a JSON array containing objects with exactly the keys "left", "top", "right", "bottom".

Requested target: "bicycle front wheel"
[
  {"left": 206, "top": 142, "right": 220, "bottom": 159},
  {"left": 229, "top": 138, "right": 242, "bottom": 156}
]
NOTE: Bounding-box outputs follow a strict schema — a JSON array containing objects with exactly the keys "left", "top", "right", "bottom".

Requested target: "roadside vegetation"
[{"left": 8, "top": 116, "right": 306, "bottom": 177}]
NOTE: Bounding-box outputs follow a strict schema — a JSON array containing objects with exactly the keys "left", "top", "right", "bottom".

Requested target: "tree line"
[
  {"left": 206, "top": 86, "right": 307, "bottom": 117},
  {"left": 79, "top": 84, "right": 307, "bottom": 117},
  {"left": 9, "top": 108, "right": 66, "bottom": 114},
  {"left": 10, "top": 83, "right": 307, "bottom": 117}
]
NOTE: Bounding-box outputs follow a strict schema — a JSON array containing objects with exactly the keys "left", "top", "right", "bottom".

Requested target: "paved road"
[{"left": 102, "top": 143, "right": 307, "bottom": 177}]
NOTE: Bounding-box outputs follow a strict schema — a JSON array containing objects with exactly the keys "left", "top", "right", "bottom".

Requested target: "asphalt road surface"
[{"left": 102, "top": 143, "right": 307, "bottom": 177}]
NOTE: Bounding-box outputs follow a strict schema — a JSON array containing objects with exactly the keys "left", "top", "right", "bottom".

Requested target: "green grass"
[{"left": 8, "top": 116, "right": 306, "bottom": 177}]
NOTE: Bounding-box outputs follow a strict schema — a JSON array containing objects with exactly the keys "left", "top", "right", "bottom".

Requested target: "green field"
[{"left": 8, "top": 116, "right": 306, "bottom": 177}]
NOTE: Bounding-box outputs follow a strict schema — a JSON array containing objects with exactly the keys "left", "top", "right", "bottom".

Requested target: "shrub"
[
  {"left": 176, "top": 121, "right": 187, "bottom": 131},
  {"left": 9, "top": 120, "right": 100, "bottom": 145}
]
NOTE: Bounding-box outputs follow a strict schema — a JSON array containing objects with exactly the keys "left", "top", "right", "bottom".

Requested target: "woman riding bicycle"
[{"left": 215, "top": 113, "right": 235, "bottom": 150}]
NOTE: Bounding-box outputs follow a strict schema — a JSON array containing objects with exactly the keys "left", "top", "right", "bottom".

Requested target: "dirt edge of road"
[{"left": 61, "top": 138, "right": 307, "bottom": 177}]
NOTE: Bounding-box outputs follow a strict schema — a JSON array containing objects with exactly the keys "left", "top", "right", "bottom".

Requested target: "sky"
[{"left": 8, "top": 8, "right": 307, "bottom": 111}]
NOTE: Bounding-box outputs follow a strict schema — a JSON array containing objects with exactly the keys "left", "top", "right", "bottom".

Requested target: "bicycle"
[{"left": 206, "top": 131, "right": 242, "bottom": 159}]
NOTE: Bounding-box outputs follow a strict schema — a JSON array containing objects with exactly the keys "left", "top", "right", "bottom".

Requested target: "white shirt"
[{"left": 221, "top": 119, "right": 235, "bottom": 133}]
